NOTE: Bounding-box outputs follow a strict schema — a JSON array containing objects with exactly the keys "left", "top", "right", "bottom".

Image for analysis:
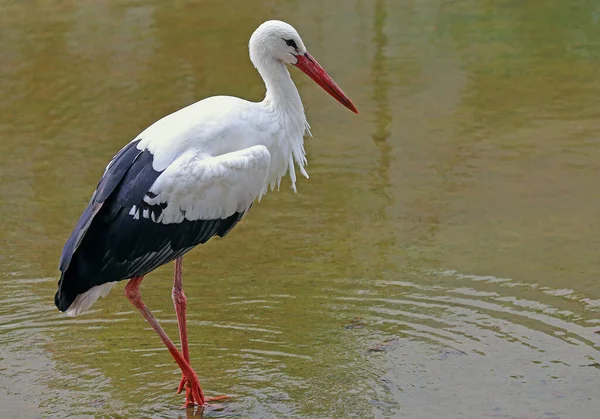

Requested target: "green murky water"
[{"left": 1, "top": 1, "right": 599, "bottom": 418}]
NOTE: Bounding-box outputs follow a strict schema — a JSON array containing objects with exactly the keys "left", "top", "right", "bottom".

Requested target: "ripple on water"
[
  {"left": 321, "top": 269, "right": 600, "bottom": 418},
  {"left": 1, "top": 270, "right": 598, "bottom": 418},
  {"left": 328, "top": 270, "right": 599, "bottom": 353}
]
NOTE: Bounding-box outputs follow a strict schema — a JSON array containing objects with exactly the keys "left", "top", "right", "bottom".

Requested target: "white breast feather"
[{"left": 145, "top": 145, "right": 271, "bottom": 224}]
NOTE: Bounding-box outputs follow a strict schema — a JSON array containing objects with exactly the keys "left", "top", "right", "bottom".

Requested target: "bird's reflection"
[
  {"left": 185, "top": 405, "right": 202, "bottom": 419},
  {"left": 182, "top": 402, "right": 227, "bottom": 419}
]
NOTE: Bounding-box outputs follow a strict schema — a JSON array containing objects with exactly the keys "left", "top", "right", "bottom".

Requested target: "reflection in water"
[
  {"left": 371, "top": 0, "right": 393, "bottom": 211},
  {"left": 1, "top": 0, "right": 600, "bottom": 418}
]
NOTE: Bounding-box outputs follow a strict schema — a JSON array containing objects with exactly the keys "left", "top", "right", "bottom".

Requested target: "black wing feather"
[
  {"left": 58, "top": 140, "right": 144, "bottom": 273},
  {"left": 55, "top": 139, "right": 246, "bottom": 312}
]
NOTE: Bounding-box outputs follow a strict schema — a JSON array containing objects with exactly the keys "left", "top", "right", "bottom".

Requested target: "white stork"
[{"left": 55, "top": 20, "right": 357, "bottom": 407}]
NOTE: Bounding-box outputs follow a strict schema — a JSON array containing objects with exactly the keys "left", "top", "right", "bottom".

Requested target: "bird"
[{"left": 55, "top": 19, "right": 357, "bottom": 407}]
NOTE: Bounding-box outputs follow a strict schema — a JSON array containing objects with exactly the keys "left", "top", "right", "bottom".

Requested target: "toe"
[{"left": 177, "top": 377, "right": 187, "bottom": 394}]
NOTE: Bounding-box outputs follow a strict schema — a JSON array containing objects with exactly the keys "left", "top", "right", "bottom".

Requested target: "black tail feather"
[{"left": 55, "top": 272, "right": 75, "bottom": 312}]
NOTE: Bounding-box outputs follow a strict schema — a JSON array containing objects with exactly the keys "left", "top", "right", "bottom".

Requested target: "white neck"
[
  {"left": 253, "top": 56, "right": 310, "bottom": 192},
  {"left": 256, "top": 57, "right": 304, "bottom": 115}
]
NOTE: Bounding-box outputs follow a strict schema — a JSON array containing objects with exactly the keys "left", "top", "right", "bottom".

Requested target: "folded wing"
[{"left": 56, "top": 143, "right": 271, "bottom": 314}]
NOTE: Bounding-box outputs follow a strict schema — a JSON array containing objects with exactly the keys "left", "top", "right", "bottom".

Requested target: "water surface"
[{"left": 1, "top": 0, "right": 599, "bottom": 418}]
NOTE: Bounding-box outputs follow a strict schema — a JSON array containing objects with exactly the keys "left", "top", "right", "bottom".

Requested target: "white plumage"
[
  {"left": 58, "top": 20, "right": 357, "bottom": 317},
  {"left": 144, "top": 145, "right": 271, "bottom": 224},
  {"left": 56, "top": 19, "right": 357, "bottom": 408}
]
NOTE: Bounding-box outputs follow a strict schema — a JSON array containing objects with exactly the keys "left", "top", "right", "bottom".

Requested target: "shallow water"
[{"left": 1, "top": 0, "right": 599, "bottom": 418}]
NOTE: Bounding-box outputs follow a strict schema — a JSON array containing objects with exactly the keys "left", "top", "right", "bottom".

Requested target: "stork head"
[{"left": 249, "top": 20, "right": 358, "bottom": 114}]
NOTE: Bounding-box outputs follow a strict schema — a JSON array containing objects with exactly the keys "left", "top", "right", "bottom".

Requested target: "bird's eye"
[{"left": 284, "top": 39, "right": 298, "bottom": 49}]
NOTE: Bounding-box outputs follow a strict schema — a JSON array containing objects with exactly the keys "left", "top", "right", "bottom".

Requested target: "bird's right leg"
[
  {"left": 172, "top": 257, "right": 229, "bottom": 407},
  {"left": 125, "top": 276, "right": 206, "bottom": 406},
  {"left": 172, "top": 257, "right": 193, "bottom": 406}
]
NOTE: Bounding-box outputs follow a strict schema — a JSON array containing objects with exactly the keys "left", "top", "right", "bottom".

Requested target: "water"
[{"left": 1, "top": 1, "right": 599, "bottom": 418}]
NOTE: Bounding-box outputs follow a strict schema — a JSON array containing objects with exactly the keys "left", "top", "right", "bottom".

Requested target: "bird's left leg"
[
  {"left": 125, "top": 276, "right": 206, "bottom": 406},
  {"left": 172, "top": 257, "right": 229, "bottom": 407}
]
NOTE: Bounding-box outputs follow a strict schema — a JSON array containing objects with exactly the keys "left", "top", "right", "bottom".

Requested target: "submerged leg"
[
  {"left": 172, "top": 258, "right": 230, "bottom": 407},
  {"left": 125, "top": 276, "right": 205, "bottom": 405}
]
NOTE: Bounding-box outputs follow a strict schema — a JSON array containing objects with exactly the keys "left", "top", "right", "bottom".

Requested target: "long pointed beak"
[{"left": 294, "top": 52, "right": 358, "bottom": 114}]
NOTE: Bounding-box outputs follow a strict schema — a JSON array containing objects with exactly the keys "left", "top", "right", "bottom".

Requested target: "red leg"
[
  {"left": 172, "top": 257, "right": 194, "bottom": 406},
  {"left": 171, "top": 259, "right": 230, "bottom": 407},
  {"left": 125, "top": 276, "right": 205, "bottom": 406}
]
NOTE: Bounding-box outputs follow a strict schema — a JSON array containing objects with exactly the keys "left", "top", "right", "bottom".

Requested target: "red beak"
[{"left": 294, "top": 52, "right": 358, "bottom": 114}]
